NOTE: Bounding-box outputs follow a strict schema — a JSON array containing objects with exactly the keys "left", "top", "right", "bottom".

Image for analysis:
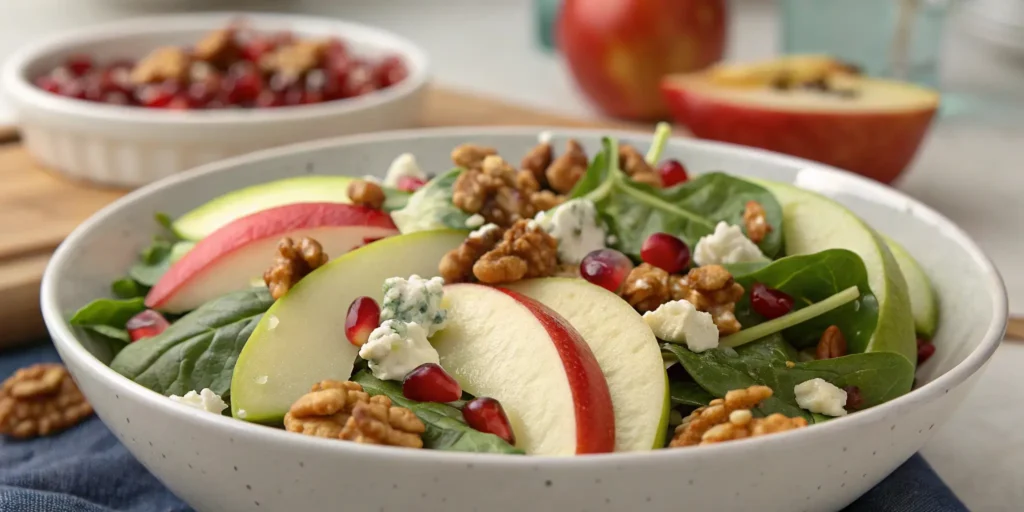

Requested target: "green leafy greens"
[
  {"left": 69, "top": 297, "right": 147, "bottom": 343},
  {"left": 570, "top": 137, "right": 784, "bottom": 260},
  {"left": 353, "top": 371, "right": 523, "bottom": 454},
  {"left": 389, "top": 168, "right": 470, "bottom": 233},
  {"left": 109, "top": 288, "right": 274, "bottom": 399}
]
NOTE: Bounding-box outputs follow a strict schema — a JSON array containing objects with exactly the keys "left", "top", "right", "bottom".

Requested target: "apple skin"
[
  {"left": 497, "top": 287, "right": 616, "bottom": 455},
  {"left": 661, "top": 81, "right": 937, "bottom": 184},
  {"left": 557, "top": 0, "right": 727, "bottom": 120},
  {"left": 146, "top": 202, "right": 397, "bottom": 313}
]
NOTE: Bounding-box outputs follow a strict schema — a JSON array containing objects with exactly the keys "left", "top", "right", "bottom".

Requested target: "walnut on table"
[
  {"left": 670, "top": 265, "right": 745, "bottom": 335},
  {"left": 670, "top": 385, "right": 807, "bottom": 447},
  {"left": 263, "top": 237, "right": 328, "bottom": 300},
  {"left": 743, "top": 200, "right": 772, "bottom": 244},
  {"left": 0, "top": 364, "right": 93, "bottom": 439},
  {"left": 284, "top": 380, "right": 424, "bottom": 448},
  {"left": 130, "top": 47, "right": 191, "bottom": 85}
]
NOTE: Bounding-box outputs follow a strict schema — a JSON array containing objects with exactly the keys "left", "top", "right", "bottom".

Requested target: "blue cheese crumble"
[
  {"left": 380, "top": 275, "right": 448, "bottom": 336},
  {"left": 533, "top": 198, "right": 606, "bottom": 264},
  {"left": 693, "top": 221, "right": 768, "bottom": 266},
  {"left": 382, "top": 153, "right": 427, "bottom": 188},
  {"left": 359, "top": 321, "right": 440, "bottom": 381}
]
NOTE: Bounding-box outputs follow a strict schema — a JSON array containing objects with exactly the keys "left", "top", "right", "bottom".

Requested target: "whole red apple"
[{"left": 557, "top": 0, "right": 727, "bottom": 121}]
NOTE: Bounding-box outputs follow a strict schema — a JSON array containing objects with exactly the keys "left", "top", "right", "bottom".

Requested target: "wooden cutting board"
[{"left": 0, "top": 86, "right": 648, "bottom": 349}]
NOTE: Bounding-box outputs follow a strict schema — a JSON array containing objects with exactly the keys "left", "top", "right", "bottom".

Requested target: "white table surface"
[{"left": 0, "top": 0, "right": 1021, "bottom": 510}]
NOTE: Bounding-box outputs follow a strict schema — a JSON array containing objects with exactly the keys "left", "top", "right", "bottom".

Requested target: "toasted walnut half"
[
  {"left": 546, "top": 140, "right": 588, "bottom": 194},
  {"left": 285, "top": 380, "right": 424, "bottom": 448},
  {"left": 263, "top": 237, "right": 328, "bottom": 300},
  {"left": 0, "top": 364, "right": 93, "bottom": 439},
  {"left": 670, "top": 385, "right": 807, "bottom": 447},
  {"left": 743, "top": 200, "right": 772, "bottom": 244},
  {"left": 452, "top": 155, "right": 541, "bottom": 227},
  {"left": 439, "top": 224, "right": 505, "bottom": 284},
  {"left": 670, "top": 265, "right": 745, "bottom": 335},
  {"left": 620, "top": 263, "right": 671, "bottom": 312},
  {"left": 619, "top": 144, "right": 661, "bottom": 187},
  {"left": 473, "top": 219, "right": 559, "bottom": 284}
]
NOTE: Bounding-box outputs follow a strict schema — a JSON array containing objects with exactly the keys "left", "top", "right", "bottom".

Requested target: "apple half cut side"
[
  {"left": 505, "top": 278, "right": 669, "bottom": 451},
  {"left": 146, "top": 202, "right": 398, "bottom": 314},
  {"left": 432, "top": 283, "right": 615, "bottom": 456},
  {"left": 231, "top": 229, "right": 468, "bottom": 424},
  {"left": 661, "top": 56, "right": 940, "bottom": 183}
]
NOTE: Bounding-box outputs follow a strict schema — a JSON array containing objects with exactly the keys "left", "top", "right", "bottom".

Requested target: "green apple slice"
[
  {"left": 505, "top": 278, "right": 669, "bottom": 451},
  {"left": 230, "top": 229, "right": 467, "bottom": 424},
  {"left": 750, "top": 178, "right": 917, "bottom": 365},
  {"left": 884, "top": 235, "right": 938, "bottom": 338}
]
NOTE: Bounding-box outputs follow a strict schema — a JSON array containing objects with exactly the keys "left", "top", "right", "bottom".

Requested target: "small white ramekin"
[{"left": 0, "top": 12, "right": 430, "bottom": 188}]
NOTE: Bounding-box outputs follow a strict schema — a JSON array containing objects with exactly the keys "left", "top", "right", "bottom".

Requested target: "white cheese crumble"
[
  {"left": 642, "top": 299, "right": 719, "bottom": 352},
  {"left": 469, "top": 223, "right": 501, "bottom": 240},
  {"left": 693, "top": 221, "right": 768, "bottom": 266},
  {"left": 538, "top": 131, "right": 553, "bottom": 144},
  {"left": 237, "top": 409, "right": 247, "bottom": 419},
  {"left": 533, "top": 198, "right": 606, "bottom": 265},
  {"left": 380, "top": 275, "right": 448, "bottom": 335},
  {"left": 382, "top": 153, "right": 427, "bottom": 188},
  {"left": 169, "top": 388, "right": 228, "bottom": 414},
  {"left": 359, "top": 321, "right": 440, "bottom": 381},
  {"left": 465, "top": 213, "right": 485, "bottom": 228},
  {"left": 794, "top": 378, "right": 848, "bottom": 417}
]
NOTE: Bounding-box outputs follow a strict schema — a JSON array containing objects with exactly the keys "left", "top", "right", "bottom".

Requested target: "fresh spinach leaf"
[
  {"left": 129, "top": 240, "right": 194, "bottom": 287},
  {"left": 111, "top": 277, "right": 148, "bottom": 299},
  {"left": 69, "top": 297, "right": 146, "bottom": 343},
  {"left": 109, "top": 288, "right": 273, "bottom": 399},
  {"left": 389, "top": 168, "right": 470, "bottom": 233},
  {"left": 732, "top": 249, "right": 880, "bottom": 353},
  {"left": 669, "top": 381, "right": 715, "bottom": 407},
  {"left": 789, "top": 352, "right": 914, "bottom": 408},
  {"left": 570, "top": 137, "right": 784, "bottom": 259},
  {"left": 353, "top": 371, "right": 524, "bottom": 455}
]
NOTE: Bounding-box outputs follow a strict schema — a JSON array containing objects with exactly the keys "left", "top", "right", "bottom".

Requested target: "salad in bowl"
[{"left": 53, "top": 124, "right": 939, "bottom": 456}]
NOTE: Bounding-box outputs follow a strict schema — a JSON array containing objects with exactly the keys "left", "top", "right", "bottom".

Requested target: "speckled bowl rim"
[{"left": 40, "top": 126, "right": 1008, "bottom": 467}]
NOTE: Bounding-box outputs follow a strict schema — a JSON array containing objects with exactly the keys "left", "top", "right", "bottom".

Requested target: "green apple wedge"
[
  {"left": 884, "top": 235, "right": 939, "bottom": 338},
  {"left": 505, "top": 278, "right": 670, "bottom": 451},
  {"left": 230, "top": 229, "right": 466, "bottom": 424},
  {"left": 172, "top": 176, "right": 409, "bottom": 241},
  {"left": 750, "top": 178, "right": 917, "bottom": 365}
]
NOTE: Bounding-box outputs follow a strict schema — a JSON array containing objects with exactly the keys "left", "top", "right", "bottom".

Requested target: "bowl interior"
[{"left": 46, "top": 128, "right": 1003, "bottom": 388}]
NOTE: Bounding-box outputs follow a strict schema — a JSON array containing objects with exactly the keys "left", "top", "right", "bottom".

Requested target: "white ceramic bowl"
[
  {"left": 0, "top": 12, "right": 429, "bottom": 188},
  {"left": 41, "top": 128, "right": 1007, "bottom": 512}
]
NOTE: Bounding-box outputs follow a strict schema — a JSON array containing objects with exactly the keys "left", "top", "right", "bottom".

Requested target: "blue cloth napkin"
[{"left": 1, "top": 341, "right": 967, "bottom": 512}]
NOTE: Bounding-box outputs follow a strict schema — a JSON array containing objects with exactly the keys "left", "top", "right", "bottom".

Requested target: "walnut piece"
[
  {"left": 619, "top": 144, "right": 661, "bottom": 186},
  {"left": 263, "top": 237, "right": 329, "bottom": 300},
  {"left": 670, "top": 265, "right": 745, "bottom": 335},
  {"left": 473, "top": 219, "right": 558, "bottom": 284},
  {"left": 530, "top": 190, "right": 565, "bottom": 212},
  {"left": 260, "top": 40, "right": 326, "bottom": 79},
  {"left": 451, "top": 144, "right": 497, "bottom": 170},
  {"left": 816, "top": 325, "right": 848, "bottom": 360},
  {"left": 452, "top": 155, "right": 539, "bottom": 227},
  {"left": 620, "top": 263, "right": 671, "bottom": 312},
  {"left": 743, "top": 200, "right": 772, "bottom": 244},
  {"left": 192, "top": 28, "right": 241, "bottom": 69},
  {"left": 546, "top": 139, "right": 588, "bottom": 194},
  {"left": 347, "top": 179, "right": 386, "bottom": 210},
  {"left": 520, "top": 142, "right": 553, "bottom": 187},
  {"left": 439, "top": 225, "right": 505, "bottom": 284},
  {"left": 130, "top": 47, "right": 191, "bottom": 85},
  {"left": 285, "top": 380, "right": 424, "bottom": 448},
  {"left": 670, "top": 385, "right": 807, "bottom": 447},
  {"left": 0, "top": 364, "right": 93, "bottom": 439}
]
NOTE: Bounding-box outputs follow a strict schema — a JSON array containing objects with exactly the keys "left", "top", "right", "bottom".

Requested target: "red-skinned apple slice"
[
  {"left": 146, "top": 202, "right": 397, "bottom": 313},
  {"left": 661, "top": 55, "right": 939, "bottom": 183},
  {"left": 431, "top": 284, "right": 615, "bottom": 455}
]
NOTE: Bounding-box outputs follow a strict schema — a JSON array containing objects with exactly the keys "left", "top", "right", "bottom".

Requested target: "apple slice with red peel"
[
  {"left": 432, "top": 284, "right": 615, "bottom": 455},
  {"left": 146, "top": 202, "right": 397, "bottom": 313},
  {"left": 661, "top": 55, "right": 939, "bottom": 183}
]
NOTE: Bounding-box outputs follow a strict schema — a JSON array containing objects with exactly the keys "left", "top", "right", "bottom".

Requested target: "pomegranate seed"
[
  {"left": 102, "top": 91, "right": 131, "bottom": 106},
  {"left": 49, "top": 66, "right": 75, "bottom": 85},
  {"left": 283, "top": 86, "right": 305, "bottom": 106},
  {"left": 126, "top": 310, "right": 170, "bottom": 342},
  {"left": 345, "top": 296, "right": 381, "bottom": 347},
  {"left": 843, "top": 385, "right": 864, "bottom": 411},
  {"left": 403, "top": 363, "right": 462, "bottom": 402},
  {"left": 324, "top": 38, "right": 348, "bottom": 61},
  {"left": 302, "top": 90, "right": 325, "bottom": 104},
  {"left": 268, "top": 72, "right": 296, "bottom": 93},
  {"left": 640, "top": 233, "right": 690, "bottom": 273},
  {"left": 225, "top": 69, "right": 262, "bottom": 104},
  {"left": 60, "top": 80, "right": 88, "bottom": 100},
  {"left": 65, "top": 54, "right": 93, "bottom": 76},
  {"left": 166, "top": 95, "right": 191, "bottom": 110},
  {"left": 137, "top": 85, "right": 174, "bottom": 108},
  {"left": 255, "top": 90, "right": 284, "bottom": 108},
  {"left": 580, "top": 249, "right": 634, "bottom": 292},
  {"left": 750, "top": 283, "right": 795, "bottom": 319},
  {"left": 463, "top": 397, "right": 516, "bottom": 445},
  {"left": 657, "top": 159, "right": 689, "bottom": 187},
  {"left": 35, "top": 76, "right": 61, "bottom": 94},
  {"left": 396, "top": 176, "right": 426, "bottom": 192},
  {"left": 373, "top": 55, "right": 407, "bottom": 88},
  {"left": 241, "top": 39, "right": 275, "bottom": 62},
  {"left": 917, "top": 339, "right": 935, "bottom": 365}
]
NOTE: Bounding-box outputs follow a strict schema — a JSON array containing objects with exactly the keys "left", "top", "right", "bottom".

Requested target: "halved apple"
[
  {"left": 231, "top": 230, "right": 467, "bottom": 424},
  {"left": 661, "top": 55, "right": 940, "bottom": 183},
  {"left": 432, "top": 284, "right": 616, "bottom": 455},
  {"left": 505, "top": 278, "right": 669, "bottom": 451},
  {"left": 146, "top": 202, "right": 398, "bottom": 313}
]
